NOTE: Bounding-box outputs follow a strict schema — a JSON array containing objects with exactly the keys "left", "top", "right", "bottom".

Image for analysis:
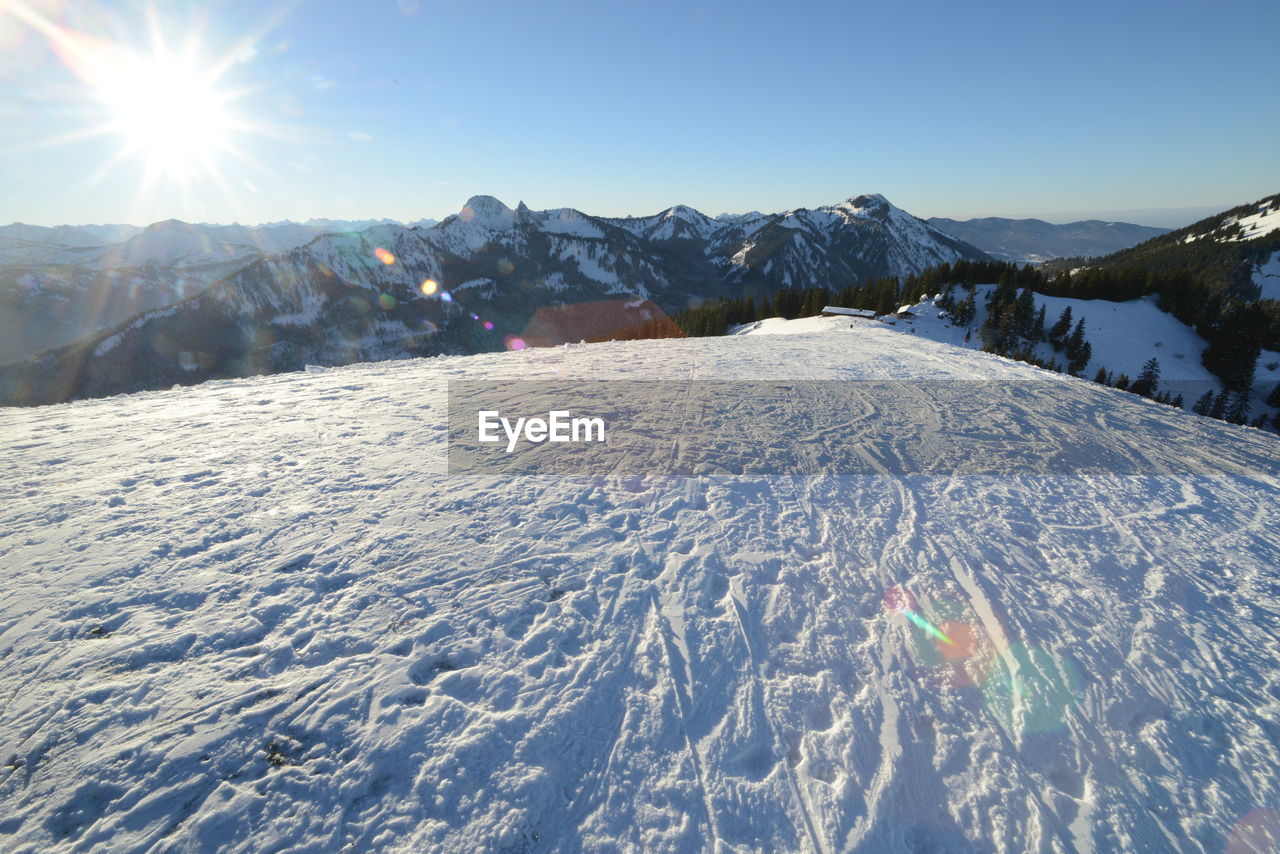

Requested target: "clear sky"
[{"left": 1, "top": 0, "right": 1277, "bottom": 228}]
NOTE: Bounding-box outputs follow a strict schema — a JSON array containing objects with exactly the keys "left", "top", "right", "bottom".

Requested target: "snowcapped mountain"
[
  {"left": 2, "top": 322, "right": 1278, "bottom": 851},
  {"left": 713, "top": 194, "right": 983, "bottom": 290},
  {"left": 0, "top": 225, "right": 283, "bottom": 367},
  {"left": 0, "top": 220, "right": 325, "bottom": 269},
  {"left": 715, "top": 210, "right": 768, "bottom": 225},
  {"left": 0, "top": 194, "right": 990, "bottom": 404},
  {"left": 0, "top": 222, "right": 142, "bottom": 254},
  {"left": 94, "top": 220, "right": 263, "bottom": 268},
  {"left": 926, "top": 216, "right": 1170, "bottom": 264},
  {"left": 0, "top": 219, "right": 429, "bottom": 366},
  {"left": 606, "top": 204, "right": 727, "bottom": 242}
]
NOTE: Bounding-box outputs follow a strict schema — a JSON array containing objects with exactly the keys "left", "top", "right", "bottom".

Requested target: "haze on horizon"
[{"left": 1, "top": 0, "right": 1276, "bottom": 231}]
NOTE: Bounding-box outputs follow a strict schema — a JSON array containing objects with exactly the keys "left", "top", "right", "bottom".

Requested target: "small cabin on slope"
[{"left": 820, "top": 306, "right": 876, "bottom": 319}]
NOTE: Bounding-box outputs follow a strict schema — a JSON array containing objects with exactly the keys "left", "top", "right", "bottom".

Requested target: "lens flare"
[
  {"left": 505, "top": 335, "right": 527, "bottom": 351},
  {"left": 883, "top": 587, "right": 952, "bottom": 645},
  {"left": 900, "top": 607, "right": 954, "bottom": 646},
  {"left": 883, "top": 588, "right": 992, "bottom": 684},
  {"left": 420, "top": 278, "right": 438, "bottom": 295},
  {"left": 483, "top": 321, "right": 494, "bottom": 331},
  {"left": 374, "top": 247, "right": 395, "bottom": 265},
  {"left": 378, "top": 293, "right": 396, "bottom": 309},
  {"left": 1227, "top": 809, "right": 1280, "bottom": 854},
  {"left": 979, "top": 643, "right": 1081, "bottom": 733},
  {"left": 497, "top": 259, "right": 515, "bottom": 276},
  {"left": 883, "top": 587, "right": 920, "bottom": 613},
  {"left": 937, "top": 621, "right": 977, "bottom": 660},
  {"left": 439, "top": 291, "right": 453, "bottom": 303}
]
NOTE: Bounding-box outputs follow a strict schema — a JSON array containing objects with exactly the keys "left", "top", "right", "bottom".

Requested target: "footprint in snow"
[{"left": 408, "top": 657, "right": 460, "bottom": 686}]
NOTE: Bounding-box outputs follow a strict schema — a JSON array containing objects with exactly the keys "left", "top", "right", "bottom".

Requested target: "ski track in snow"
[{"left": 2, "top": 319, "right": 1280, "bottom": 853}]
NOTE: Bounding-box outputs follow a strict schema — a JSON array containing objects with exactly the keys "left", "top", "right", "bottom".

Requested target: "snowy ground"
[
  {"left": 3, "top": 321, "right": 1280, "bottom": 852},
  {"left": 1256, "top": 250, "right": 1280, "bottom": 302},
  {"left": 759, "top": 291, "right": 1280, "bottom": 413}
]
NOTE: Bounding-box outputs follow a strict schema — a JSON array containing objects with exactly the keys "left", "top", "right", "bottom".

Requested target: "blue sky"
[{"left": 1, "top": 0, "right": 1276, "bottom": 227}]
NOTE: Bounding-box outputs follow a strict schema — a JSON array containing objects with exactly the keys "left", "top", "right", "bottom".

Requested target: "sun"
[
  {"left": 96, "top": 50, "right": 237, "bottom": 179},
  {"left": 5, "top": 0, "right": 285, "bottom": 212}
]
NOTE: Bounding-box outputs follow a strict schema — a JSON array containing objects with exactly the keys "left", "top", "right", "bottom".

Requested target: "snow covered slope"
[
  {"left": 1183, "top": 197, "right": 1280, "bottom": 244},
  {"left": 2, "top": 323, "right": 1279, "bottom": 852},
  {"left": 901, "top": 288, "right": 1219, "bottom": 381},
  {"left": 1255, "top": 250, "right": 1280, "bottom": 301},
  {"left": 774, "top": 288, "right": 1280, "bottom": 414}
]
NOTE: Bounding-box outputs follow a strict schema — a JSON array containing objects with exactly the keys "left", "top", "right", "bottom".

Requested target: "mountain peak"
[
  {"left": 462, "top": 195, "right": 511, "bottom": 214},
  {"left": 845, "top": 193, "right": 890, "bottom": 211},
  {"left": 146, "top": 218, "right": 194, "bottom": 231},
  {"left": 460, "top": 195, "right": 514, "bottom": 228},
  {"left": 664, "top": 204, "right": 700, "bottom": 220}
]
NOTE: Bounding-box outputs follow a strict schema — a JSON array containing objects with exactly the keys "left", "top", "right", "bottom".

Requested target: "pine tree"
[
  {"left": 1065, "top": 319, "right": 1090, "bottom": 375},
  {"left": 1211, "top": 390, "right": 1229, "bottom": 420},
  {"left": 1048, "top": 306, "right": 1072, "bottom": 351},
  {"left": 937, "top": 285, "right": 956, "bottom": 317},
  {"left": 1192, "top": 389, "right": 1216, "bottom": 416},
  {"left": 1068, "top": 341, "right": 1091, "bottom": 376},
  {"left": 1267, "top": 383, "right": 1280, "bottom": 409},
  {"left": 1066, "top": 318, "right": 1086, "bottom": 359},
  {"left": 1013, "top": 288, "right": 1036, "bottom": 340},
  {"left": 1131, "top": 357, "right": 1161, "bottom": 398},
  {"left": 953, "top": 290, "right": 976, "bottom": 326},
  {"left": 1203, "top": 304, "right": 1264, "bottom": 391},
  {"left": 800, "top": 288, "right": 821, "bottom": 317},
  {"left": 1114, "top": 374, "right": 1130, "bottom": 391},
  {"left": 1093, "top": 367, "right": 1110, "bottom": 384},
  {"left": 772, "top": 288, "right": 807, "bottom": 320},
  {"left": 1032, "top": 304, "right": 1047, "bottom": 342},
  {"left": 1225, "top": 389, "right": 1251, "bottom": 425}
]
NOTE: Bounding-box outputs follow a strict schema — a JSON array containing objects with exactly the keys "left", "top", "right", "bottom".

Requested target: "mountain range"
[
  {"left": 925, "top": 217, "right": 1169, "bottom": 264},
  {"left": 3, "top": 193, "right": 1252, "bottom": 407},
  {"left": 0, "top": 200, "right": 1174, "bottom": 370},
  {"left": 1, "top": 194, "right": 993, "bottom": 404}
]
